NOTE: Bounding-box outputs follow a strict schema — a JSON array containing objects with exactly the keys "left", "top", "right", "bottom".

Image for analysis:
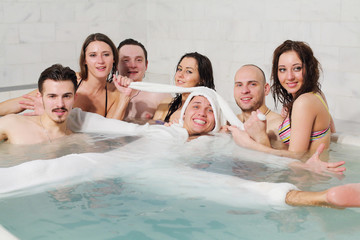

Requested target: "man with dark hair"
[
  {"left": 115, "top": 38, "right": 171, "bottom": 122},
  {"left": 0, "top": 64, "right": 77, "bottom": 144}
]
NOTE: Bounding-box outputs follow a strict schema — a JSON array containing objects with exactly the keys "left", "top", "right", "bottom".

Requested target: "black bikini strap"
[
  {"left": 77, "top": 79, "right": 83, "bottom": 88},
  {"left": 104, "top": 83, "right": 108, "bottom": 117}
]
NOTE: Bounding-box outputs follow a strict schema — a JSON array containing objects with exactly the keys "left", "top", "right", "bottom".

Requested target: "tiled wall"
[{"left": 1, "top": 0, "right": 359, "bottom": 123}]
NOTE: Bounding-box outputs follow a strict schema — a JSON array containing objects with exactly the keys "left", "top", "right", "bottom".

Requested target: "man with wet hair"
[{"left": 0, "top": 64, "right": 77, "bottom": 144}]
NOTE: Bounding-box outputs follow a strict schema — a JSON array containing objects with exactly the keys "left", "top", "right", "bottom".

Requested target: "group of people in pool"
[{"left": 0, "top": 33, "right": 359, "bottom": 209}]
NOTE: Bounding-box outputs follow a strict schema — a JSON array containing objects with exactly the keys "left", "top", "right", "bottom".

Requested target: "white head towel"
[
  {"left": 178, "top": 87, "right": 223, "bottom": 133},
  {"left": 129, "top": 82, "right": 244, "bottom": 130}
]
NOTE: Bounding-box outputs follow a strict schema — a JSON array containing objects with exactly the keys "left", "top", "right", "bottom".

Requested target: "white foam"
[
  {"left": 0, "top": 225, "right": 19, "bottom": 240},
  {"left": 0, "top": 125, "right": 297, "bottom": 211}
]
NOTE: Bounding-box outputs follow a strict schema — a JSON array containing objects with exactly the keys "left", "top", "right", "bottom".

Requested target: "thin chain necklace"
[
  {"left": 39, "top": 116, "right": 67, "bottom": 143},
  {"left": 240, "top": 107, "right": 271, "bottom": 122},
  {"left": 264, "top": 107, "right": 271, "bottom": 116},
  {"left": 130, "top": 90, "right": 141, "bottom": 100},
  {"left": 39, "top": 116, "right": 52, "bottom": 143}
]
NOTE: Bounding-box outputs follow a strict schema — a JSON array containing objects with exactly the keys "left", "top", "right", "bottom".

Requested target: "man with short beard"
[
  {"left": 234, "top": 64, "right": 285, "bottom": 148},
  {"left": 0, "top": 64, "right": 77, "bottom": 144}
]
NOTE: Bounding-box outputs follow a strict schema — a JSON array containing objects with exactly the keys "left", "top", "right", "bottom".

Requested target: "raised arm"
[
  {"left": 0, "top": 89, "right": 38, "bottom": 116},
  {"left": 106, "top": 74, "right": 133, "bottom": 120}
]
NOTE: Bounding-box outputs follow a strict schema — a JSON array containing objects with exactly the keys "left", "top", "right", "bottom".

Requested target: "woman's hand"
[
  {"left": 113, "top": 73, "right": 133, "bottom": 97},
  {"left": 291, "top": 143, "right": 346, "bottom": 176},
  {"left": 21, "top": 94, "right": 44, "bottom": 116}
]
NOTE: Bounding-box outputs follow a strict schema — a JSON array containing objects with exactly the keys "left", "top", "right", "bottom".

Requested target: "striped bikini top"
[{"left": 278, "top": 93, "right": 330, "bottom": 145}]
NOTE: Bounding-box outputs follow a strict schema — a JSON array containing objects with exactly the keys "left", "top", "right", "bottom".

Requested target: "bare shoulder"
[
  {"left": 293, "top": 92, "right": 319, "bottom": 110},
  {"left": 1, "top": 113, "right": 22, "bottom": 122},
  {"left": 267, "top": 111, "right": 283, "bottom": 125},
  {"left": 106, "top": 82, "right": 118, "bottom": 93},
  {"left": 1, "top": 114, "right": 36, "bottom": 124}
]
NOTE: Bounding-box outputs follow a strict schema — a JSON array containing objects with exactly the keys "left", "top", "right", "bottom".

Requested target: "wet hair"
[
  {"left": 117, "top": 38, "right": 148, "bottom": 62},
  {"left": 79, "top": 33, "right": 118, "bottom": 81},
  {"left": 38, "top": 64, "right": 78, "bottom": 94},
  {"left": 164, "top": 52, "right": 215, "bottom": 122},
  {"left": 270, "top": 40, "right": 322, "bottom": 117}
]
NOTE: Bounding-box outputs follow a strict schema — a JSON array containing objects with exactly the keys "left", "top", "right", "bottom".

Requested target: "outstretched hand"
[
  {"left": 302, "top": 143, "right": 346, "bottom": 175},
  {"left": 21, "top": 94, "right": 44, "bottom": 116}
]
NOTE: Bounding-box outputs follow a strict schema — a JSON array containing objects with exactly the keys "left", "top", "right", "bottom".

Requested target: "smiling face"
[
  {"left": 182, "top": 96, "right": 215, "bottom": 136},
  {"left": 234, "top": 65, "right": 269, "bottom": 113},
  {"left": 277, "top": 50, "right": 304, "bottom": 97},
  {"left": 41, "top": 79, "right": 76, "bottom": 124},
  {"left": 85, "top": 41, "right": 114, "bottom": 80},
  {"left": 175, "top": 57, "right": 201, "bottom": 88},
  {"left": 118, "top": 44, "right": 148, "bottom": 82}
]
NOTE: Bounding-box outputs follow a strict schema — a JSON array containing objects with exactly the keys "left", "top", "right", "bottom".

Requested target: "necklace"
[
  {"left": 130, "top": 90, "right": 141, "bottom": 100},
  {"left": 39, "top": 116, "right": 52, "bottom": 143},
  {"left": 264, "top": 107, "right": 271, "bottom": 116},
  {"left": 240, "top": 107, "right": 271, "bottom": 123},
  {"left": 39, "top": 116, "right": 68, "bottom": 143}
]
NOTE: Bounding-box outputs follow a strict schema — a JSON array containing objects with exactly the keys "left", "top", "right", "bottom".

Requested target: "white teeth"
[
  {"left": 194, "top": 119, "right": 205, "bottom": 125},
  {"left": 242, "top": 98, "right": 251, "bottom": 100}
]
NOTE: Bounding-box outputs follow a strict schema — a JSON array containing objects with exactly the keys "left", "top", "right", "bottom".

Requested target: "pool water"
[{"left": 0, "top": 131, "right": 360, "bottom": 239}]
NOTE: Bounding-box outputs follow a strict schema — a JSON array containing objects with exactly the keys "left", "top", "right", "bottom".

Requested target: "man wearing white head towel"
[
  {"left": 65, "top": 85, "right": 357, "bottom": 209},
  {"left": 0, "top": 85, "right": 359, "bottom": 210}
]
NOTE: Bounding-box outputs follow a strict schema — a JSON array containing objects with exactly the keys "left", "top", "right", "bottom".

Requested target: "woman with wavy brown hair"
[
  {"left": 0, "top": 33, "right": 131, "bottom": 120},
  {"left": 229, "top": 40, "right": 334, "bottom": 159}
]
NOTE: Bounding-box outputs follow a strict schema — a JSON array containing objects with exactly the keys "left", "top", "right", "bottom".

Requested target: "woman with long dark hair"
[
  {"left": 153, "top": 52, "right": 215, "bottom": 122},
  {"left": 229, "top": 40, "right": 334, "bottom": 159}
]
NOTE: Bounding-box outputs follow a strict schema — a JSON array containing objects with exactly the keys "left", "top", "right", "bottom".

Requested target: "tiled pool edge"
[{"left": 0, "top": 84, "right": 37, "bottom": 93}]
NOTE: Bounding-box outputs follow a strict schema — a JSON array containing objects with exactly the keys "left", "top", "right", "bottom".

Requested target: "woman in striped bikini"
[{"left": 229, "top": 40, "right": 335, "bottom": 160}]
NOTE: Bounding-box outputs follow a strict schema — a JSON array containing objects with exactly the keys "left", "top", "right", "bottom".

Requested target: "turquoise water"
[
  {"left": 1, "top": 174, "right": 360, "bottom": 240},
  {"left": 0, "top": 132, "right": 360, "bottom": 239}
]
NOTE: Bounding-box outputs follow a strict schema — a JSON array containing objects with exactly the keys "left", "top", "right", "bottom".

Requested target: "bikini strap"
[
  {"left": 104, "top": 83, "right": 108, "bottom": 117},
  {"left": 313, "top": 92, "right": 329, "bottom": 113},
  {"left": 77, "top": 78, "right": 83, "bottom": 88}
]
